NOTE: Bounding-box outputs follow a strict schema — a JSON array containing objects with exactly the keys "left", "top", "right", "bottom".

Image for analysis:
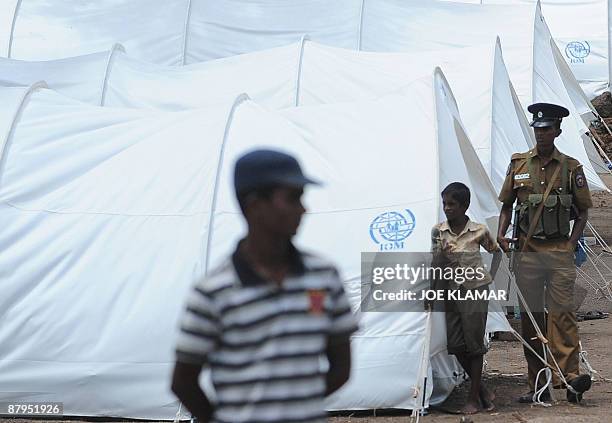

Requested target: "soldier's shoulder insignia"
[
  {"left": 511, "top": 152, "right": 527, "bottom": 161},
  {"left": 575, "top": 169, "right": 586, "bottom": 188},
  {"left": 506, "top": 162, "right": 512, "bottom": 176}
]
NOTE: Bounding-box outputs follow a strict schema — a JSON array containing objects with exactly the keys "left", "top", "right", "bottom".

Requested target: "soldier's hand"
[{"left": 497, "top": 237, "right": 516, "bottom": 253}]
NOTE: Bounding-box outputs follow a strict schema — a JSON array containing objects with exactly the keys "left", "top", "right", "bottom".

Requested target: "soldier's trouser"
[{"left": 516, "top": 251, "right": 579, "bottom": 390}]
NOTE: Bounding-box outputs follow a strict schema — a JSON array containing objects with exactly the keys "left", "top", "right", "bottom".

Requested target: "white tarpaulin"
[
  {"left": 2, "top": 0, "right": 607, "bottom": 103},
  {"left": 184, "top": 0, "right": 362, "bottom": 63},
  {"left": 0, "top": 70, "right": 511, "bottom": 417},
  {"left": 4, "top": 0, "right": 608, "bottom": 186},
  {"left": 359, "top": 0, "right": 609, "bottom": 189},
  {"left": 531, "top": 3, "right": 611, "bottom": 187},
  {"left": 8, "top": 0, "right": 189, "bottom": 65},
  {"left": 0, "top": 47, "right": 123, "bottom": 105},
  {"left": 456, "top": 0, "right": 608, "bottom": 99},
  {"left": 104, "top": 43, "right": 302, "bottom": 110},
  {"left": 0, "top": 39, "right": 540, "bottom": 192}
]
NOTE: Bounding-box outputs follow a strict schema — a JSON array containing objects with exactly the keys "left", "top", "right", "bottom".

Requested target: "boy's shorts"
[{"left": 445, "top": 284, "right": 489, "bottom": 357}]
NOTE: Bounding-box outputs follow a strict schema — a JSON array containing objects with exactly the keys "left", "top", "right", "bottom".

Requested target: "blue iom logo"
[
  {"left": 369, "top": 210, "right": 416, "bottom": 251},
  {"left": 565, "top": 41, "right": 590, "bottom": 64}
]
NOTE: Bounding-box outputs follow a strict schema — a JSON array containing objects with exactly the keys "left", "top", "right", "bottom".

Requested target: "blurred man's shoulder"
[{"left": 194, "top": 257, "right": 236, "bottom": 296}]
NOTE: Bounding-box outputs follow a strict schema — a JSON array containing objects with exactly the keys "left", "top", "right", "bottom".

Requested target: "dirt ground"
[{"left": 328, "top": 317, "right": 612, "bottom": 423}]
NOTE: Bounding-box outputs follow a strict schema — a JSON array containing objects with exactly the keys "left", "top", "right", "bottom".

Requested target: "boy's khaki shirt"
[{"left": 431, "top": 220, "right": 499, "bottom": 289}]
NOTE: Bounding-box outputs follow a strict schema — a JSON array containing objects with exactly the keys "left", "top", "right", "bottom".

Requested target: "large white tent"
[
  {"left": 0, "top": 0, "right": 605, "bottom": 418},
  {"left": 2, "top": 0, "right": 608, "bottom": 191},
  {"left": 454, "top": 0, "right": 608, "bottom": 99},
  {"left": 2, "top": 37, "right": 605, "bottom": 192},
  {"left": 0, "top": 0, "right": 606, "bottom": 102},
  {"left": 0, "top": 68, "right": 512, "bottom": 417}
]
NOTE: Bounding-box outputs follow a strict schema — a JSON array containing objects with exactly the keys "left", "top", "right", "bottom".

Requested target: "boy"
[
  {"left": 430, "top": 182, "right": 499, "bottom": 414},
  {"left": 171, "top": 149, "right": 358, "bottom": 423}
]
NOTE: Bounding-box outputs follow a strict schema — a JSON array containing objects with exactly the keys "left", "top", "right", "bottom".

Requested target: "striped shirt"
[{"left": 175, "top": 242, "right": 358, "bottom": 423}]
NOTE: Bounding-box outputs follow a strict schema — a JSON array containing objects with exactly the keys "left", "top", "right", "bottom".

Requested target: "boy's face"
[
  {"left": 249, "top": 186, "right": 306, "bottom": 238},
  {"left": 442, "top": 193, "right": 468, "bottom": 221}
]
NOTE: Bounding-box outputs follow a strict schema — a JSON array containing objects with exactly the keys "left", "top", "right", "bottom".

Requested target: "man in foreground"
[
  {"left": 171, "top": 149, "right": 358, "bottom": 423},
  {"left": 497, "top": 103, "right": 593, "bottom": 403}
]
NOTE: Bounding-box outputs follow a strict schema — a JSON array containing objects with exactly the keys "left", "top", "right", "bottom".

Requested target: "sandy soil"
[{"left": 328, "top": 317, "right": 612, "bottom": 423}]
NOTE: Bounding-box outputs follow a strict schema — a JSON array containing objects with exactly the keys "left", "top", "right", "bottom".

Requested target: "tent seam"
[
  {"left": 203, "top": 93, "right": 249, "bottom": 275},
  {"left": 181, "top": 0, "right": 194, "bottom": 65},
  {"left": 0, "top": 201, "right": 435, "bottom": 216},
  {"left": 0, "top": 202, "right": 211, "bottom": 217},
  {"left": 7, "top": 0, "right": 23, "bottom": 58}
]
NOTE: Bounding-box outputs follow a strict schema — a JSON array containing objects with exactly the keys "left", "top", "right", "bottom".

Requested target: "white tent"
[
  {"left": 1, "top": 0, "right": 606, "bottom": 103},
  {"left": 0, "top": 39, "right": 538, "bottom": 192},
  {"left": 2, "top": 0, "right": 607, "bottom": 190},
  {"left": 530, "top": 3, "right": 612, "bottom": 184},
  {"left": 0, "top": 68, "right": 512, "bottom": 417},
  {"left": 359, "top": 0, "right": 610, "bottom": 189},
  {"left": 454, "top": 0, "right": 608, "bottom": 99}
]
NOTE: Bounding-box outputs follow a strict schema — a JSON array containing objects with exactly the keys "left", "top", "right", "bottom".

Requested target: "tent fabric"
[
  {"left": 4, "top": 0, "right": 608, "bottom": 185},
  {"left": 104, "top": 42, "right": 302, "bottom": 110},
  {"left": 9, "top": 0, "right": 189, "bottom": 65},
  {"left": 185, "top": 0, "right": 362, "bottom": 63},
  {"left": 359, "top": 0, "right": 608, "bottom": 189},
  {"left": 461, "top": 0, "right": 608, "bottom": 99},
  {"left": 0, "top": 46, "right": 125, "bottom": 105},
  {"left": 0, "top": 70, "right": 512, "bottom": 417},
  {"left": 1, "top": 0, "right": 606, "bottom": 101},
  {"left": 531, "top": 3, "right": 610, "bottom": 187},
  {"left": 0, "top": 40, "right": 549, "bottom": 191},
  {"left": 537, "top": 0, "right": 607, "bottom": 99},
  {"left": 2, "top": 36, "right": 603, "bottom": 191}
]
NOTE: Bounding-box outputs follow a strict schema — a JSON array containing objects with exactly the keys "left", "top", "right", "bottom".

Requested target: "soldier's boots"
[
  {"left": 518, "top": 374, "right": 592, "bottom": 404},
  {"left": 566, "top": 374, "right": 592, "bottom": 403},
  {"left": 518, "top": 390, "right": 550, "bottom": 403}
]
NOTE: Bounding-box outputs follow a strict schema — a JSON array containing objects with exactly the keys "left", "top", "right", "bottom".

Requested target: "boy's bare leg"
[{"left": 455, "top": 354, "right": 494, "bottom": 413}]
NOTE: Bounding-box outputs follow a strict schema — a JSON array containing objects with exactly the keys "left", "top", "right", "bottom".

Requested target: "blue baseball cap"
[{"left": 234, "top": 149, "right": 320, "bottom": 196}]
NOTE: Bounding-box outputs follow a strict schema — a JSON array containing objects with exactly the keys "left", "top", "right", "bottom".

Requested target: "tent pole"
[
  {"left": 357, "top": 0, "right": 365, "bottom": 51},
  {"left": 181, "top": 0, "right": 194, "bottom": 66},
  {"left": 203, "top": 94, "right": 249, "bottom": 275},
  {"left": 587, "top": 129, "right": 612, "bottom": 172},
  {"left": 609, "top": 0, "right": 612, "bottom": 92},
  {"left": 8, "top": 0, "right": 23, "bottom": 58},
  {"left": 598, "top": 114, "right": 612, "bottom": 138}
]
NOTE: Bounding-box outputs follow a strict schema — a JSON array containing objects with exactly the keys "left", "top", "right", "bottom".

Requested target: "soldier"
[{"left": 497, "top": 103, "right": 593, "bottom": 403}]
